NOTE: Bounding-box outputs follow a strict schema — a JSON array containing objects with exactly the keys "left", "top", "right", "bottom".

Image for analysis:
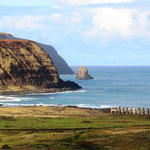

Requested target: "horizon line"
[{"left": 69, "top": 65, "right": 150, "bottom": 67}]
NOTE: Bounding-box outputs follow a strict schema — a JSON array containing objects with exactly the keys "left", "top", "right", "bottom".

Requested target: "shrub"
[
  {"left": 74, "top": 139, "right": 99, "bottom": 150},
  {"left": 1, "top": 144, "right": 11, "bottom": 149}
]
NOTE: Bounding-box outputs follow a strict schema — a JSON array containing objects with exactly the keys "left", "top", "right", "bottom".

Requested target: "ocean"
[{"left": 1, "top": 66, "right": 150, "bottom": 109}]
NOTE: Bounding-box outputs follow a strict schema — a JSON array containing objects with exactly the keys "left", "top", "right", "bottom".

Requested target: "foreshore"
[{"left": 0, "top": 88, "right": 81, "bottom": 96}]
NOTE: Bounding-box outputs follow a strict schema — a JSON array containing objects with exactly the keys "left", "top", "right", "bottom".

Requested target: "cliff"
[
  {"left": 0, "top": 40, "right": 81, "bottom": 94},
  {"left": 38, "top": 43, "right": 74, "bottom": 74},
  {"left": 0, "top": 33, "right": 74, "bottom": 74}
]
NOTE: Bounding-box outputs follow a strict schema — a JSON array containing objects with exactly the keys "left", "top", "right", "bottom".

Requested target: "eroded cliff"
[
  {"left": 0, "top": 40, "right": 80, "bottom": 94},
  {"left": 0, "top": 33, "right": 74, "bottom": 74}
]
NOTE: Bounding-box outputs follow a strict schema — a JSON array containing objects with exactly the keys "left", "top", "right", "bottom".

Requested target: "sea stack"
[
  {"left": 76, "top": 66, "right": 93, "bottom": 80},
  {"left": 0, "top": 39, "right": 81, "bottom": 94}
]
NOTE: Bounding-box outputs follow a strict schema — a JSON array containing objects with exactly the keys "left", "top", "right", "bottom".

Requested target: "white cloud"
[
  {"left": 55, "top": 0, "right": 134, "bottom": 6},
  {"left": 1, "top": 16, "right": 47, "bottom": 31},
  {"left": 84, "top": 8, "right": 150, "bottom": 39},
  {"left": 51, "top": 13, "right": 62, "bottom": 22},
  {"left": 0, "top": 14, "right": 62, "bottom": 31},
  {"left": 1, "top": 7, "right": 150, "bottom": 41}
]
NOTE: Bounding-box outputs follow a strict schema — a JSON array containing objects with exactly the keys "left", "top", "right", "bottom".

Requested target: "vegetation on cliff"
[
  {"left": 0, "top": 32, "right": 74, "bottom": 74},
  {"left": 0, "top": 39, "right": 81, "bottom": 94}
]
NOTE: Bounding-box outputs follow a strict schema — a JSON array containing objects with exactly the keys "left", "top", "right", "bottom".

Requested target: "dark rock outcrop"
[
  {"left": 57, "top": 79, "right": 81, "bottom": 90},
  {"left": 0, "top": 33, "right": 74, "bottom": 74},
  {"left": 76, "top": 66, "right": 93, "bottom": 80},
  {"left": 0, "top": 39, "right": 81, "bottom": 94}
]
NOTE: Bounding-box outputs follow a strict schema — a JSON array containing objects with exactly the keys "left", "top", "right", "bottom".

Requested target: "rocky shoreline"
[
  {"left": 0, "top": 87, "right": 80, "bottom": 96},
  {"left": 0, "top": 79, "right": 82, "bottom": 95}
]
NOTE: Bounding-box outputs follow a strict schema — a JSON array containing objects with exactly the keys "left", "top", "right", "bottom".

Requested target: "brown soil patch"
[{"left": 0, "top": 106, "right": 109, "bottom": 118}]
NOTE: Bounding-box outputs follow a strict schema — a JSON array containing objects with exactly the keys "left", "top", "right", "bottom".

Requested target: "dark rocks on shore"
[
  {"left": 57, "top": 79, "right": 82, "bottom": 90},
  {"left": 76, "top": 66, "right": 93, "bottom": 80}
]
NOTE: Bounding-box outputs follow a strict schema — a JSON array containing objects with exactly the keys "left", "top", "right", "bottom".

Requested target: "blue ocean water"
[{"left": 1, "top": 66, "right": 150, "bottom": 108}]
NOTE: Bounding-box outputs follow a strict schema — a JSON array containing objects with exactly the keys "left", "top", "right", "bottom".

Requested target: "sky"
[{"left": 0, "top": 0, "right": 150, "bottom": 66}]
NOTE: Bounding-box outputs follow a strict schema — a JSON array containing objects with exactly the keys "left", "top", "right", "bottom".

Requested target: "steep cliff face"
[
  {"left": 0, "top": 40, "right": 60, "bottom": 93},
  {"left": 0, "top": 33, "right": 74, "bottom": 74},
  {"left": 38, "top": 43, "right": 74, "bottom": 74}
]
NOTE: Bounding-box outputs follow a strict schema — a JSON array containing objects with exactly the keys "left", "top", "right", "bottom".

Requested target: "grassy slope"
[{"left": 0, "top": 107, "right": 150, "bottom": 150}]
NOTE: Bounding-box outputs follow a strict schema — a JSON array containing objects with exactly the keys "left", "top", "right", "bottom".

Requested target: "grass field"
[{"left": 0, "top": 106, "right": 150, "bottom": 149}]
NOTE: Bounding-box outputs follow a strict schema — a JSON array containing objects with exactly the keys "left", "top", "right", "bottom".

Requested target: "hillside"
[
  {"left": 0, "top": 39, "right": 80, "bottom": 94},
  {"left": 0, "top": 32, "right": 74, "bottom": 74}
]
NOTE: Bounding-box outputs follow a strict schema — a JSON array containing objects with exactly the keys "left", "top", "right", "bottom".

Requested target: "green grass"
[
  {"left": 0, "top": 115, "right": 150, "bottom": 129},
  {"left": 0, "top": 116, "right": 150, "bottom": 150},
  {"left": 0, "top": 115, "right": 150, "bottom": 149},
  {"left": 1, "top": 129, "right": 150, "bottom": 150}
]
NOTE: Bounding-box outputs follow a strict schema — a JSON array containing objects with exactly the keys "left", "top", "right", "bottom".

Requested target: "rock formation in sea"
[
  {"left": 76, "top": 66, "right": 93, "bottom": 80},
  {"left": 0, "top": 39, "right": 81, "bottom": 94},
  {"left": 0, "top": 32, "right": 74, "bottom": 75}
]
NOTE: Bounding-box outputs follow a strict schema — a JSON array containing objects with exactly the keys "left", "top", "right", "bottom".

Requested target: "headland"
[{"left": 0, "top": 39, "right": 81, "bottom": 95}]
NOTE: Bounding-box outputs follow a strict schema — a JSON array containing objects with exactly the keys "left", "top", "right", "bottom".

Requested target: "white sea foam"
[
  {"left": 2, "top": 103, "right": 58, "bottom": 107},
  {"left": 0, "top": 99, "right": 21, "bottom": 102},
  {"left": 76, "top": 90, "right": 86, "bottom": 93},
  {"left": 1, "top": 102, "right": 113, "bottom": 109},
  {"left": 0, "top": 96, "right": 8, "bottom": 99},
  {"left": 2, "top": 103, "right": 33, "bottom": 107},
  {"left": 0, "top": 96, "right": 38, "bottom": 102},
  {"left": 99, "top": 105, "right": 112, "bottom": 108},
  {"left": 25, "top": 93, "right": 56, "bottom": 95},
  {"left": 71, "top": 104, "right": 113, "bottom": 109},
  {"left": 24, "top": 89, "right": 86, "bottom": 96},
  {"left": 0, "top": 95, "right": 55, "bottom": 102},
  {"left": 0, "top": 97, "right": 21, "bottom": 102},
  {"left": 19, "top": 97, "right": 36, "bottom": 100},
  {"left": 58, "top": 90, "right": 86, "bottom": 94},
  {"left": 75, "top": 104, "right": 100, "bottom": 109}
]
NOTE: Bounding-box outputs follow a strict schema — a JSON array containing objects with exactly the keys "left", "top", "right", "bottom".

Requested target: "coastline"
[
  {"left": 0, "top": 87, "right": 81, "bottom": 96},
  {"left": 0, "top": 105, "right": 110, "bottom": 117}
]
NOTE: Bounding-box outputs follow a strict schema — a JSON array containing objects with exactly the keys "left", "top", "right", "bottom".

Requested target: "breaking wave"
[{"left": 1, "top": 103, "right": 113, "bottom": 109}]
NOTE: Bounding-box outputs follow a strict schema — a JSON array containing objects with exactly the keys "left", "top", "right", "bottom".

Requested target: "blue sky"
[{"left": 0, "top": 0, "right": 150, "bottom": 66}]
